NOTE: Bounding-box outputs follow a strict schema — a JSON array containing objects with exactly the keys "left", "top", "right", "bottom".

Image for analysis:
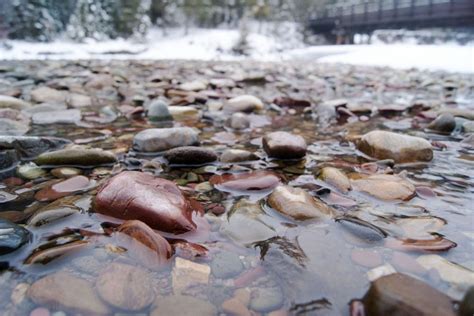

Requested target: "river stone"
[
  {"left": 34, "top": 175, "right": 93, "bottom": 202},
  {"left": 357, "top": 130, "right": 433, "bottom": 163},
  {"left": 32, "top": 110, "right": 81, "bottom": 125},
  {"left": 318, "top": 167, "right": 351, "bottom": 193},
  {"left": 117, "top": 220, "right": 172, "bottom": 268},
  {"left": 0, "top": 136, "right": 71, "bottom": 159},
  {"left": 223, "top": 95, "right": 264, "bottom": 113},
  {"left": 220, "top": 149, "right": 258, "bottom": 163},
  {"left": 164, "top": 146, "right": 217, "bottom": 165},
  {"left": 27, "top": 205, "right": 79, "bottom": 227},
  {"left": 31, "top": 87, "right": 67, "bottom": 104},
  {"left": 227, "top": 112, "right": 250, "bottom": 130},
  {"left": 16, "top": 162, "right": 46, "bottom": 180},
  {"left": 27, "top": 271, "right": 110, "bottom": 315},
  {"left": 172, "top": 257, "right": 210, "bottom": 294},
  {"left": 169, "top": 106, "right": 199, "bottom": 119},
  {"left": 36, "top": 148, "right": 117, "bottom": 166},
  {"left": 0, "top": 118, "right": 29, "bottom": 136},
  {"left": 147, "top": 100, "right": 172, "bottom": 121},
  {"left": 220, "top": 213, "right": 276, "bottom": 245},
  {"left": 249, "top": 287, "right": 284, "bottom": 313},
  {"left": 68, "top": 93, "right": 92, "bottom": 108},
  {"left": 152, "top": 295, "right": 217, "bottom": 316},
  {"left": 0, "top": 95, "right": 31, "bottom": 110},
  {"left": 460, "top": 286, "right": 474, "bottom": 316},
  {"left": 50, "top": 167, "right": 82, "bottom": 178},
  {"left": 94, "top": 171, "right": 196, "bottom": 233},
  {"left": 462, "top": 121, "right": 474, "bottom": 133},
  {"left": 23, "top": 103, "right": 67, "bottom": 115},
  {"left": 351, "top": 174, "right": 415, "bottom": 201},
  {"left": 267, "top": 185, "right": 334, "bottom": 220},
  {"left": 210, "top": 171, "right": 280, "bottom": 192},
  {"left": 211, "top": 250, "right": 244, "bottom": 279},
  {"left": 427, "top": 113, "right": 456, "bottom": 134},
  {"left": 0, "top": 149, "right": 19, "bottom": 173},
  {"left": 0, "top": 219, "right": 31, "bottom": 255},
  {"left": 262, "top": 131, "right": 307, "bottom": 159},
  {"left": 96, "top": 262, "right": 155, "bottom": 311},
  {"left": 362, "top": 273, "right": 456, "bottom": 316},
  {"left": 133, "top": 127, "right": 199, "bottom": 152}
]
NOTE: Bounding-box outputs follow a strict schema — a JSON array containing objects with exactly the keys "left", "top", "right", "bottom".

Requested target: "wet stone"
[
  {"left": 0, "top": 136, "right": 71, "bottom": 159},
  {"left": 210, "top": 170, "right": 280, "bottom": 192},
  {"left": 318, "top": 167, "right": 351, "bottom": 193},
  {"left": 223, "top": 95, "right": 264, "bottom": 113},
  {"left": 27, "top": 271, "right": 110, "bottom": 315},
  {"left": 357, "top": 130, "right": 433, "bottom": 163},
  {"left": 147, "top": 99, "right": 172, "bottom": 121},
  {"left": 133, "top": 127, "right": 199, "bottom": 152},
  {"left": 94, "top": 171, "right": 197, "bottom": 233},
  {"left": 362, "top": 273, "right": 456, "bottom": 316},
  {"left": 172, "top": 257, "right": 210, "bottom": 294},
  {"left": 31, "top": 87, "right": 67, "bottom": 104},
  {"left": 0, "top": 95, "right": 31, "bottom": 110},
  {"left": 36, "top": 148, "right": 117, "bottom": 166},
  {"left": 0, "top": 219, "right": 31, "bottom": 255},
  {"left": 50, "top": 167, "right": 82, "bottom": 178},
  {"left": 17, "top": 162, "right": 46, "bottom": 180},
  {"left": 262, "top": 131, "right": 307, "bottom": 159},
  {"left": 227, "top": 112, "right": 250, "bottom": 130},
  {"left": 32, "top": 109, "right": 81, "bottom": 125},
  {"left": 427, "top": 113, "right": 456, "bottom": 134},
  {"left": 164, "top": 146, "right": 217, "bottom": 165},
  {"left": 249, "top": 287, "right": 284, "bottom": 313},
  {"left": 351, "top": 174, "right": 415, "bottom": 201},
  {"left": 220, "top": 149, "right": 258, "bottom": 163},
  {"left": 0, "top": 118, "right": 29, "bottom": 136},
  {"left": 152, "top": 295, "right": 217, "bottom": 316},
  {"left": 211, "top": 250, "right": 244, "bottom": 279},
  {"left": 96, "top": 262, "right": 155, "bottom": 311}
]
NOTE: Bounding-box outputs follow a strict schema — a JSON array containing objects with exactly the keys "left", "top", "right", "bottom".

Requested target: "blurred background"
[{"left": 0, "top": 0, "right": 473, "bottom": 72}]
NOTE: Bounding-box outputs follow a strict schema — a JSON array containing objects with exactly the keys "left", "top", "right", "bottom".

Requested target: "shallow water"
[{"left": 0, "top": 60, "right": 473, "bottom": 315}]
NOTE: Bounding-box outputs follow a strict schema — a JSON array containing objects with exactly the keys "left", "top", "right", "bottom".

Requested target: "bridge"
[{"left": 308, "top": 0, "right": 474, "bottom": 43}]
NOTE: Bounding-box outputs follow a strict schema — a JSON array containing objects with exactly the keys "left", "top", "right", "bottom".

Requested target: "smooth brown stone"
[
  {"left": 363, "top": 273, "right": 456, "bottom": 316},
  {"left": 262, "top": 131, "right": 307, "bottom": 159},
  {"left": 96, "top": 262, "right": 155, "bottom": 311},
  {"left": 117, "top": 220, "right": 172, "bottom": 268},
  {"left": 352, "top": 174, "right": 415, "bottom": 201},
  {"left": 385, "top": 237, "right": 457, "bottom": 252},
  {"left": 34, "top": 176, "right": 91, "bottom": 202},
  {"left": 94, "top": 171, "right": 196, "bottom": 234},
  {"left": 27, "top": 271, "right": 110, "bottom": 315},
  {"left": 210, "top": 170, "right": 280, "bottom": 192},
  {"left": 24, "top": 240, "right": 88, "bottom": 264}
]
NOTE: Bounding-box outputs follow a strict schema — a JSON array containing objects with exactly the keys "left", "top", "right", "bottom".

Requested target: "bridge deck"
[{"left": 309, "top": 0, "right": 474, "bottom": 34}]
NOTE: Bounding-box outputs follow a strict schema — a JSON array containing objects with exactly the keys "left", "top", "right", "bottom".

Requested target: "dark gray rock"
[
  {"left": 0, "top": 219, "right": 31, "bottom": 255},
  {"left": 164, "top": 146, "right": 217, "bottom": 165}
]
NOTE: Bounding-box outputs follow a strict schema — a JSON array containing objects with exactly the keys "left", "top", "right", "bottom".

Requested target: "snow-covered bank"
[{"left": 0, "top": 28, "right": 472, "bottom": 73}]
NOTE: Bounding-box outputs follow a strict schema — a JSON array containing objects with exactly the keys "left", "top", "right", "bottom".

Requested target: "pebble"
[
  {"left": 32, "top": 110, "right": 81, "bottom": 125},
  {"left": 262, "top": 131, "right": 307, "bottom": 159},
  {"left": 35, "top": 148, "right": 117, "bottom": 166},
  {"left": 211, "top": 250, "right": 244, "bottom": 279},
  {"left": 220, "top": 149, "right": 258, "bottom": 163},
  {"left": 30, "top": 87, "right": 67, "bottom": 104},
  {"left": 147, "top": 99, "right": 172, "bottom": 121},
  {"left": 172, "top": 257, "right": 210, "bottom": 294},
  {"left": 0, "top": 218, "right": 31, "bottom": 255},
  {"left": 96, "top": 262, "right": 155, "bottom": 311},
  {"left": 223, "top": 95, "right": 264, "bottom": 113},
  {"left": 357, "top": 130, "right": 433, "bottom": 163},
  {"left": 210, "top": 170, "right": 280, "bottom": 192},
  {"left": 351, "top": 174, "right": 416, "bottom": 201},
  {"left": 16, "top": 162, "right": 46, "bottom": 180},
  {"left": 249, "top": 287, "right": 284, "bottom": 313},
  {"left": 133, "top": 127, "right": 199, "bottom": 152},
  {"left": 427, "top": 113, "right": 456, "bottom": 134},
  {"left": 227, "top": 112, "right": 250, "bottom": 129},
  {"left": 50, "top": 167, "right": 82, "bottom": 178},
  {"left": 0, "top": 95, "right": 31, "bottom": 110},
  {"left": 164, "top": 146, "right": 217, "bottom": 165},
  {"left": 0, "top": 118, "right": 29, "bottom": 136},
  {"left": 318, "top": 167, "right": 351, "bottom": 193}
]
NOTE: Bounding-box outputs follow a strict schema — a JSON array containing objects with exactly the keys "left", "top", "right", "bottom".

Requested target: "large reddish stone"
[{"left": 94, "top": 171, "right": 196, "bottom": 234}]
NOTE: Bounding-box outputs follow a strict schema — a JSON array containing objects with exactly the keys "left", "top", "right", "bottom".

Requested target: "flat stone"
[
  {"left": 94, "top": 171, "right": 197, "bottom": 233},
  {"left": 133, "top": 127, "right": 199, "bottom": 152},
  {"left": 0, "top": 95, "right": 31, "bottom": 110},
  {"left": 262, "top": 131, "right": 307, "bottom": 159},
  {"left": 36, "top": 148, "right": 117, "bottom": 166},
  {"left": 363, "top": 273, "right": 456, "bottom": 316},
  {"left": 31, "top": 87, "right": 67, "bottom": 104},
  {"left": 267, "top": 185, "right": 334, "bottom": 220},
  {"left": 0, "top": 118, "right": 29, "bottom": 136},
  {"left": 211, "top": 250, "right": 244, "bottom": 279},
  {"left": 172, "top": 257, "right": 210, "bottom": 294},
  {"left": 223, "top": 95, "right": 264, "bottom": 113},
  {"left": 96, "top": 262, "right": 155, "bottom": 311},
  {"left": 357, "top": 130, "right": 433, "bottom": 163},
  {"left": 318, "top": 167, "right": 351, "bottom": 193},
  {"left": 164, "top": 146, "right": 217, "bottom": 165},
  {"left": 27, "top": 271, "right": 110, "bottom": 315},
  {"left": 32, "top": 110, "right": 81, "bottom": 125},
  {"left": 220, "top": 149, "right": 258, "bottom": 163},
  {"left": 210, "top": 170, "right": 280, "bottom": 192},
  {"left": 352, "top": 174, "right": 415, "bottom": 201},
  {"left": 151, "top": 295, "right": 217, "bottom": 316}
]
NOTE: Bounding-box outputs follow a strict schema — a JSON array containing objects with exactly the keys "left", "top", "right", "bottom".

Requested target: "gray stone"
[
  {"left": 211, "top": 250, "right": 244, "bottom": 279},
  {"left": 23, "top": 103, "right": 67, "bottom": 115},
  {"left": 133, "top": 127, "right": 199, "bottom": 152},
  {"left": 147, "top": 100, "right": 172, "bottom": 121},
  {"left": 31, "top": 86, "right": 67, "bottom": 104},
  {"left": 0, "top": 218, "right": 31, "bottom": 255},
  {"left": 463, "top": 121, "right": 474, "bottom": 133},
  {"left": 0, "top": 118, "right": 29, "bottom": 136},
  {"left": 32, "top": 109, "right": 81, "bottom": 125},
  {"left": 249, "top": 287, "right": 284, "bottom": 313},
  {"left": 427, "top": 113, "right": 456, "bottom": 134},
  {"left": 227, "top": 112, "right": 250, "bottom": 130},
  {"left": 0, "top": 95, "right": 31, "bottom": 110}
]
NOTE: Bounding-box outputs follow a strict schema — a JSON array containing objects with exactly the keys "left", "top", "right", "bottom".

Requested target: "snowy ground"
[{"left": 0, "top": 27, "right": 473, "bottom": 73}]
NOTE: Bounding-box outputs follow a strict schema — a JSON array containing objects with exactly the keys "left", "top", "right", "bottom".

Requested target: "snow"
[{"left": 0, "top": 27, "right": 473, "bottom": 73}]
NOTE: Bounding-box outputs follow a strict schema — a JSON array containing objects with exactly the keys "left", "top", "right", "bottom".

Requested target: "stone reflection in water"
[{"left": 0, "top": 60, "right": 473, "bottom": 315}]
